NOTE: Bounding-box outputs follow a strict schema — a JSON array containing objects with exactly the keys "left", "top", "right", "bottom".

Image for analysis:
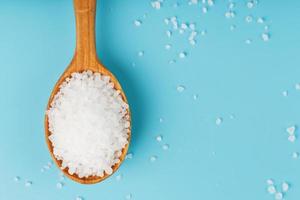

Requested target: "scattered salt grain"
[
  {"left": 166, "top": 30, "right": 172, "bottom": 38},
  {"left": 245, "top": 39, "right": 252, "bottom": 44},
  {"left": 25, "top": 181, "right": 32, "bottom": 187},
  {"left": 47, "top": 71, "right": 130, "bottom": 178},
  {"left": 138, "top": 51, "right": 144, "bottom": 57},
  {"left": 295, "top": 83, "right": 300, "bottom": 90},
  {"left": 288, "top": 135, "right": 296, "bottom": 143},
  {"left": 193, "top": 94, "right": 199, "bottom": 100},
  {"left": 177, "top": 85, "right": 185, "bottom": 92},
  {"left": 14, "top": 176, "right": 20, "bottom": 182},
  {"left": 202, "top": 7, "right": 208, "bottom": 13},
  {"left": 189, "top": 40, "right": 196, "bottom": 46},
  {"left": 267, "top": 185, "right": 276, "bottom": 194},
  {"left": 181, "top": 23, "right": 188, "bottom": 30},
  {"left": 207, "top": 0, "right": 214, "bottom": 6},
  {"left": 267, "top": 179, "right": 274, "bottom": 185},
  {"left": 292, "top": 152, "right": 299, "bottom": 159},
  {"left": 126, "top": 153, "right": 133, "bottom": 160},
  {"left": 116, "top": 174, "right": 123, "bottom": 181},
  {"left": 282, "top": 91, "right": 288, "bottom": 97},
  {"left": 159, "top": 118, "right": 164, "bottom": 123},
  {"left": 282, "top": 182, "right": 289, "bottom": 192},
  {"left": 169, "top": 60, "right": 176, "bottom": 64},
  {"left": 75, "top": 196, "right": 84, "bottom": 200},
  {"left": 165, "top": 44, "right": 172, "bottom": 50},
  {"left": 179, "top": 52, "right": 187, "bottom": 59},
  {"left": 164, "top": 18, "right": 170, "bottom": 25},
  {"left": 245, "top": 15, "right": 253, "bottom": 23},
  {"left": 286, "top": 126, "right": 296, "bottom": 135},
  {"left": 216, "top": 117, "right": 222, "bottom": 126},
  {"left": 275, "top": 192, "right": 283, "bottom": 200},
  {"left": 56, "top": 182, "right": 64, "bottom": 189},
  {"left": 189, "top": 23, "right": 196, "bottom": 30},
  {"left": 201, "top": 30, "right": 207, "bottom": 36},
  {"left": 230, "top": 25, "right": 236, "bottom": 31},
  {"left": 156, "top": 135, "right": 163, "bottom": 142},
  {"left": 228, "top": 2, "right": 235, "bottom": 9},
  {"left": 246, "top": 1, "right": 254, "bottom": 8},
  {"left": 151, "top": 1, "right": 161, "bottom": 10},
  {"left": 261, "top": 33, "right": 270, "bottom": 41},
  {"left": 125, "top": 193, "right": 132, "bottom": 200},
  {"left": 134, "top": 20, "right": 142, "bottom": 27},
  {"left": 150, "top": 155, "right": 157, "bottom": 162},
  {"left": 162, "top": 144, "right": 169, "bottom": 150},
  {"left": 40, "top": 168, "right": 45, "bottom": 173},
  {"left": 257, "top": 17, "right": 264, "bottom": 24},
  {"left": 225, "top": 11, "right": 235, "bottom": 19}
]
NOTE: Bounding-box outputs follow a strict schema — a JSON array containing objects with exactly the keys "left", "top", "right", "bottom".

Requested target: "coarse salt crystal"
[
  {"left": 262, "top": 33, "right": 270, "bottom": 41},
  {"left": 150, "top": 156, "right": 157, "bottom": 162},
  {"left": 56, "top": 182, "right": 63, "bottom": 189},
  {"left": 134, "top": 20, "right": 142, "bottom": 27},
  {"left": 282, "top": 91, "right": 288, "bottom": 97},
  {"left": 202, "top": 7, "right": 208, "bottom": 13},
  {"left": 75, "top": 196, "right": 84, "bottom": 200},
  {"left": 257, "top": 17, "right": 264, "bottom": 24},
  {"left": 151, "top": 1, "right": 161, "bottom": 9},
  {"left": 267, "top": 185, "right": 276, "bottom": 194},
  {"left": 25, "top": 181, "right": 32, "bottom": 187},
  {"left": 189, "top": 23, "right": 196, "bottom": 30},
  {"left": 126, "top": 153, "right": 133, "bottom": 160},
  {"left": 177, "top": 85, "right": 185, "bottom": 92},
  {"left": 295, "top": 83, "right": 300, "bottom": 90},
  {"left": 267, "top": 179, "right": 274, "bottom": 185},
  {"left": 286, "top": 126, "right": 296, "bottom": 135},
  {"left": 275, "top": 192, "right": 283, "bottom": 200},
  {"left": 216, "top": 117, "right": 222, "bottom": 125},
  {"left": 292, "top": 152, "right": 299, "bottom": 159},
  {"left": 166, "top": 30, "right": 172, "bottom": 38},
  {"left": 116, "top": 174, "right": 123, "bottom": 181},
  {"left": 247, "top": 1, "right": 254, "bottom": 8},
  {"left": 230, "top": 25, "right": 236, "bottom": 31},
  {"left": 47, "top": 71, "right": 130, "bottom": 178},
  {"left": 138, "top": 51, "right": 144, "bottom": 57},
  {"left": 288, "top": 135, "right": 296, "bottom": 143},
  {"left": 156, "top": 135, "right": 163, "bottom": 142},
  {"left": 162, "top": 144, "right": 169, "bottom": 150},
  {"left": 14, "top": 176, "right": 20, "bottom": 182},
  {"left": 245, "top": 39, "right": 252, "bottom": 44},
  {"left": 125, "top": 193, "right": 132, "bottom": 200},
  {"left": 245, "top": 15, "right": 253, "bottom": 23},
  {"left": 282, "top": 182, "right": 289, "bottom": 192},
  {"left": 179, "top": 52, "right": 187, "bottom": 58},
  {"left": 165, "top": 44, "right": 172, "bottom": 50}
]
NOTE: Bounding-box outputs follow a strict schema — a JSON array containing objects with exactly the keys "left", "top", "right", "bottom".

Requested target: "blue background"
[{"left": 0, "top": 0, "right": 300, "bottom": 199}]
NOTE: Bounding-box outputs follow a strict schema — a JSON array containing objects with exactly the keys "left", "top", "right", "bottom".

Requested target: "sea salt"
[
  {"left": 267, "top": 185, "right": 276, "bottom": 194},
  {"left": 261, "top": 33, "right": 270, "bottom": 41},
  {"left": 14, "top": 176, "right": 20, "bottom": 182},
  {"left": 25, "top": 181, "right": 32, "bottom": 187},
  {"left": 216, "top": 117, "right": 222, "bottom": 126},
  {"left": 245, "top": 15, "right": 253, "bottom": 23},
  {"left": 56, "top": 182, "right": 64, "bottom": 189},
  {"left": 162, "top": 144, "right": 169, "bottom": 150},
  {"left": 125, "top": 193, "right": 132, "bottom": 200},
  {"left": 286, "top": 126, "right": 296, "bottom": 135},
  {"left": 230, "top": 25, "right": 236, "bottom": 31},
  {"left": 246, "top": 1, "right": 254, "bottom": 8},
  {"left": 75, "top": 196, "right": 84, "bottom": 200},
  {"left": 288, "top": 135, "right": 296, "bottom": 143},
  {"left": 126, "top": 153, "right": 133, "bottom": 160},
  {"left": 156, "top": 135, "right": 163, "bottom": 142},
  {"left": 134, "top": 20, "right": 142, "bottom": 27},
  {"left": 292, "top": 152, "right": 299, "bottom": 159},
  {"left": 267, "top": 179, "right": 274, "bottom": 185},
  {"left": 177, "top": 85, "right": 185, "bottom": 92},
  {"left": 282, "top": 182, "right": 289, "bottom": 192},
  {"left": 151, "top": 1, "right": 161, "bottom": 10},
  {"left": 150, "top": 156, "right": 157, "bottom": 162},
  {"left": 166, "top": 30, "right": 172, "bottom": 38},
  {"left": 179, "top": 52, "right": 187, "bottom": 58},
  {"left": 295, "top": 83, "right": 300, "bottom": 90},
  {"left": 47, "top": 71, "right": 130, "bottom": 178},
  {"left": 165, "top": 44, "right": 172, "bottom": 50},
  {"left": 245, "top": 39, "right": 252, "bottom": 44},
  {"left": 275, "top": 192, "right": 283, "bottom": 200},
  {"left": 116, "top": 174, "right": 123, "bottom": 181},
  {"left": 257, "top": 17, "right": 264, "bottom": 24},
  {"left": 138, "top": 51, "right": 144, "bottom": 57},
  {"left": 282, "top": 91, "right": 288, "bottom": 97}
]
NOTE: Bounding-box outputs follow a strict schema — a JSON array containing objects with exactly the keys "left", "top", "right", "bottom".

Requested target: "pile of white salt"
[{"left": 47, "top": 71, "right": 130, "bottom": 178}]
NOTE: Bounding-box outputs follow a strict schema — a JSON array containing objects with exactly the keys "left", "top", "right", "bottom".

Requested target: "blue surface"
[{"left": 1, "top": 0, "right": 300, "bottom": 199}]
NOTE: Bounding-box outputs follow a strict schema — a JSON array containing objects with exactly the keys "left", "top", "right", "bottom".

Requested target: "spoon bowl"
[{"left": 44, "top": 0, "right": 131, "bottom": 184}]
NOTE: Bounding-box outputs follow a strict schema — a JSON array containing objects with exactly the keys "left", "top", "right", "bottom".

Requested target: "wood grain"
[{"left": 44, "top": 0, "right": 131, "bottom": 184}]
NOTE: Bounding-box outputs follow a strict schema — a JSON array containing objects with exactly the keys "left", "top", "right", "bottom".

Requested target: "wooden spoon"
[{"left": 44, "top": 0, "right": 131, "bottom": 184}]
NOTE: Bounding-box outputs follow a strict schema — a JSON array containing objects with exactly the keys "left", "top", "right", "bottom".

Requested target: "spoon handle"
[{"left": 73, "top": 0, "right": 98, "bottom": 69}]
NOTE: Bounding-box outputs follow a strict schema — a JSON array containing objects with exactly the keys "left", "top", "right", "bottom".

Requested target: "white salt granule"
[
  {"left": 246, "top": 1, "right": 254, "bottom": 8},
  {"left": 165, "top": 44, "right": 172, "bottom": 50},
  {"left": 230, "top": 25, "right": 236, "bottom": 31},
  {"left": 150, "top": 155, "right": 157, "bottom": 162},
  {"left": 245, "top": 15, "right": 253, "bottom": 23},
  {"left": 125, "top": 193, "right": 132, "bottom": 200},
  {"left": 75, "top": 196, "right": 84, "bottom": 200},
  {"left": 282, "top": 90, "right": 288, "bottom": 97},
  {"left": 267, "top": 179, "right": 274, "bottom": 185},
  {"left": 286, "top": 126, "right": 296, "bottom": 135},
  {"left": 126, "top": 153, "right": 133, "bottom": 160},
  {"left": 275, "top": 192, "right": 283, "bottom": 200},
  {"left": 295, "top": 83, "right": 300, "bottom": 90},
  {"left": 179, "top": 52, "right": 187, "bottom": 58},
  {"left": 166, "top": 30, "right": 172, "bottom": 38},
  {"left": 47, "top": 71, "right": 130, "bottom": 178},
  {"left": 177, "top": 85, "right": 185, "bottom": 92},
  {"left": 288, "top": 135, "right": 296, "bottom": 143},
  {"left": 56, "top": 182, "right": 64, "bottom": 189},
  {"left": 262, "top": 33, "right": 270, "bottom": 41},
  {"left": 292, "top": 152, "right": 299, "bottom": 159},
  {"left": 189, "top": 23, "right": 196, "bottom": 30},
  {"left": 202, "top": 7, "right": 208, "bottom": 13},
  {"left": 138, "top": 51, "right": 144, "bottom": 57},
  {"left": 245, "top": 39, "right": 252, "bottom": 44},
  {"left": 25, "top": 181, "right": 32, "bottom": 187},
  {"left": 282, "top": 182, "right": 289, "bottom": 192},
  {"left": 134, "top": 20, "right": 142, "bottom": 27},
  {"left": 216, "top": 117, "right": 222, "bottom": 126},
  {"left": 116, "top": 174, "right": 123, "bottom": 181},
  {"left": 156, "top": 135, "right": 162, "bottom": 142},
  {"left": 257, "top": 17, "right": 264, "bottom": 24},
  {"left": 151, "top": 1, "right": 162, "bottom": 10},
  {"left": 162, "top": 144, "right": 169, "bottom": 150},
  {"left": 267, "top": 185, "right": 276, "bottom": 194},
  {"left": 14, "top": 176, "right": 20, "bottom": 182}
]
